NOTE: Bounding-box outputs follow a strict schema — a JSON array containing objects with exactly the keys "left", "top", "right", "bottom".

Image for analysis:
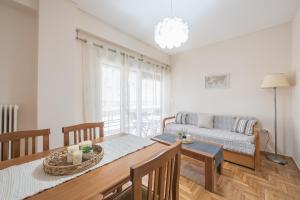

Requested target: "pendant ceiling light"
[{"left": 154, "top": 0, "right": 189, "bottom": 49}]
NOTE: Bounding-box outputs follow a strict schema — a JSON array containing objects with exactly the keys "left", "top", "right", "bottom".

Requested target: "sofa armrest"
[
  {"left": 161, "top": 116, "right": 175, "bottom": 133},
  {"left": 253, "top": 123, "right": 261, "bottom": 170}
]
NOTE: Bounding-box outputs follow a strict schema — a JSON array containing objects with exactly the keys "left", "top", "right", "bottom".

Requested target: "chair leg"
[
  {"left": 103, "top": 185, "right": 125, "bottom": 200},
  {"left": 116, "top": 186, "right": 122, "bottom": 193}
]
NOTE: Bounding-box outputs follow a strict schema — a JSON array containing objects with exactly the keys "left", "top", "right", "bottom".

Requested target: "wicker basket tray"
[{"left": 43, "top": 145, "right": 104, "bottom": 176}]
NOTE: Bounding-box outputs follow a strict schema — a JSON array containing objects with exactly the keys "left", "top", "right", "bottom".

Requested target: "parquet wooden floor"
[{"left": 179, "top": 153, "right": 300, "bottom": 200}]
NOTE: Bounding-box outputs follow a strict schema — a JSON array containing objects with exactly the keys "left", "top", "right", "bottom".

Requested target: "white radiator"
[{"left": 0, "top": 104, "right": 19, "bottom": 133}]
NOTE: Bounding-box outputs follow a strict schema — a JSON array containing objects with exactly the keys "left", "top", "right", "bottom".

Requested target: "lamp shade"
[{"left": 261, "top": 73, "right": 290, "bottom": 88}]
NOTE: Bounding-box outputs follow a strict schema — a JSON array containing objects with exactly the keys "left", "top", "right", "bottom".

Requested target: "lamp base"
[{"left": 267, "top": 154, "right": 287, "bottom": 165}]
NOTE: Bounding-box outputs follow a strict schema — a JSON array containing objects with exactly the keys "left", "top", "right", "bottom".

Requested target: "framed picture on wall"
[{"left": 205, "top": 74, "right": 230, "bottom": 89}]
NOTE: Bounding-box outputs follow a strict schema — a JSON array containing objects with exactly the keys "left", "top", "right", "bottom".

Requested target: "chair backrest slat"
[
  {"left": 147, "top": 171, "right": 154, "bottom": 200},
  {"left": 78, "top": 130, "right": 82, "bottom": 143},
  {"left": 64, "top": 132, "right": 70, "bottom": 147},
  {"left": 0, "top": 129, "right": 50, "bottom": 161},
  {"left": 130, "top": 141, "right": 181, "bottom": 200},
  {"left": 93, "top": 128, "right": 96, "bottom": 139},
  {"left": 13, "top": 139, "right": 20, "bottom": 158},
  {"left": 165, "top": 159, "right": 171, "bottom": 200},
  {"left": 32, "top": 136, "right": 36, "bottom": 154},
  {"left": 62, "top": 122, "right": 104, "bottom": 146},
  {"left": 43, "top": 134, "right": 49, "bottom": 151},
  {"left": 153, "top": 168, "right": 159, "bottom": 198},
  {"left": 159, "top": 164, "right": 167, "bottom": 200},
  {"left": 169, "top": 157, "right": 175, "bottom": 199},
  {"left": 25, "top": 137, "right": 29, "bottom": 155},
  {"left": 2, "top": 141, "right": 9, "bottom": 161},
  {"left": 74, "top": 131, "right": 77, "bottom": 144},
  {"left": 84, "top": 129, "right": 87, "bottom": 141}
]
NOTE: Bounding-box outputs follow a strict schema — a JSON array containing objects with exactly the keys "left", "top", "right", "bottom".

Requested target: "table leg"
[
  {"left": 205, "top": 157, "right": 214, "bottom": 192},
  {"left": 217, "top": 162, "right": 223, "bottom": 174}
]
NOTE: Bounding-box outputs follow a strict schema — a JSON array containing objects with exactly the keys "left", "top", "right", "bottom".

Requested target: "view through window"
[{"left": 100, "top": 62, "right": 162, "bottom": 137}]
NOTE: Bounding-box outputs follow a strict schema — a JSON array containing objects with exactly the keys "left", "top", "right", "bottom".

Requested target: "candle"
[
  {"left": 186, "top": 134, "right": 192, "bottom": 141},
  {"left": 67, "top": 145, "right": 79, "bottom": 163},
  {"left": 72, "top": 150, "right": 82, "bottom": 165},
  {"left": 79, "top": 140, "right": 92, "bottom": 149}
]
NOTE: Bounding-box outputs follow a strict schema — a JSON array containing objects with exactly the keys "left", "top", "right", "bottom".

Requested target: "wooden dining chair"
[
  {"left": 62, "top": 122, "right": 104, "bottom": 146},
  {"left": 0, "top": 129, "right": 50, "bottom": 161},
  {"left": 113, "top": 141, "right": 181, "bottom": 200}
]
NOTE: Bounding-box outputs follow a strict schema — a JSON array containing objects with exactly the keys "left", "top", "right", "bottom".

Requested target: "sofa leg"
[{"left": 255, "top": 151, "right": 261, "bottom": 171}]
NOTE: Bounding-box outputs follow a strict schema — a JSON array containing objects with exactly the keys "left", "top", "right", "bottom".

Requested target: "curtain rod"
[
  {"left": 76, "top": 37, "right": 114, "bottom": 52},
  {"left": 76, "top": 36, "right": 168, "bottom": 68},
  {"left": 76, "top": 36, "right": 87, "bottom": 43},
  {"left": 76, "top": 29, "right": 169, "bottom": 67},
  {"left": 76, "top": 36, "right": 135, "bottom": 56}
]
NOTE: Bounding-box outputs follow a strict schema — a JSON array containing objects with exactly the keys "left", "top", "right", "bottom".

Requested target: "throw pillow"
[
  {"left": 232, "top": 118, "right": 254, "bottom": 134},
  {"left": 197, "top": 113, "right": 214, "bottom": 129},
  {"left": 245, "top": 120, "right": 256, "bottom": 135},
  {"left": 175, "top": 112, "right": 187, "bottom": 124},
  {"left": 175, "top": 112, "right": 183, "bottom": 124},
  {"left": 182, "top": 113, "right": 188, "bottom": 124},
  {"left": 236, "top": 119, "right": 248, "bottom": 133}
]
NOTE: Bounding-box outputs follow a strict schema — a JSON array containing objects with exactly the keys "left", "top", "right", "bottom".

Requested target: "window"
[
  {"left": 99, "top": 62, "right": 165, "bottom": 136},
  {"left": 79, "top": 40, "right": 170, "bottom": 137}
]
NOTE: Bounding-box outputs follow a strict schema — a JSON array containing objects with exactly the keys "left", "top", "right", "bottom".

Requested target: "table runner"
[
  {"left": 153, "top": 134, "right": 224, "bottom": 167},
  {"left": 0, "top": 135, "right": 155, "bottom": 200}
]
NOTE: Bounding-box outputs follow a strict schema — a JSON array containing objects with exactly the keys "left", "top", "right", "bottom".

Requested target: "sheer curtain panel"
[{"left": 78, "top": 35, "right": 171, "bottom": 137}]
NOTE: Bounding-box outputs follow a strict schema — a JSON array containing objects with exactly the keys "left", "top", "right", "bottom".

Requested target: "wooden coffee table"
[{"left": 152, "top": 134, "right": 223, "bottom": 192}]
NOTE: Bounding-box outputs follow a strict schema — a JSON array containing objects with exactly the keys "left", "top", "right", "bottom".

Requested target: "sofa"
[{"left": 162, "top": 112, "right": 260, "bottom": 170}]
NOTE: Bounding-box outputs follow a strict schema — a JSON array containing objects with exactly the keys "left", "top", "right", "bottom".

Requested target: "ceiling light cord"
[{"left": 171, "top": 0, "right": 174, "bottom": 17}]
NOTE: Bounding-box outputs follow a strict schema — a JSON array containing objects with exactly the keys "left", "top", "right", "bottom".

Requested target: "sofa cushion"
[
  {"left": 213, "top": 115, "right": 236, "bottom": 130},
  {"left": 197, "top": 113, "right": 213, "bottom": 129},
  {"left": 175, "top": 112, "right": 187, "bottom": 124},
  {"left": 186, "top": 112, "right": 198, "bottom": 126},
  {"left": 164, "top": 123, "right": 255, "bottom": 155}
]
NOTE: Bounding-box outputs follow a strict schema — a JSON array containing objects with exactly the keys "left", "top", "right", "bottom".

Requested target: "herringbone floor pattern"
[{"left": 179, "top": 153, "right": 300, "bottom": 200}]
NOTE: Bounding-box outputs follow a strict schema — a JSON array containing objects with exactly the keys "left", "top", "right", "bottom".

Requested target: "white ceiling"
[{"left": 72, "top": 0, "right": 300, "bottom": 55}]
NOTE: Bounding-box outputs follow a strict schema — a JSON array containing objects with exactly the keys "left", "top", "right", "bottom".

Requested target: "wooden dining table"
[{"left": 0, "top": 133, "right": 168, "bottom": 200}]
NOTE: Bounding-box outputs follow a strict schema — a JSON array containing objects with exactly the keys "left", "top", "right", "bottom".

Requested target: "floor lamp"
[{"left": 261, "top": 73, "right": 290, "bottom": 165}]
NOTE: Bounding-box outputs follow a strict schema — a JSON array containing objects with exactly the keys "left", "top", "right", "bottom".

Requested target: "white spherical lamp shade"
[
  {"left": 261, "top": 73, "right": 290, "bottom": 88},
  {"left": 154, "top": 17, "right": 189, "bottom": 49}
]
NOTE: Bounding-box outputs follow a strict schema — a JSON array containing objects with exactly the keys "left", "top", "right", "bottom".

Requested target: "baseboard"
[
  {"left": 261, "top": 151, "right": 290, "bottom": 158},
  {"left": 261, "top": 151, "right": 300, "bottom": 170}
]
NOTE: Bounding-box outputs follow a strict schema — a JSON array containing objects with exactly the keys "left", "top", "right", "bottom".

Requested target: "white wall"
[
  {"left": 13, "top": 0, "right": 38, "bottom": 10},
  {"left": 38, "top": 0, "right": 78, "bottom": 148},
  {"left": 0, "top": 2, "right": 38, "bottom": 130},
  {"left": 291, "top": 7, "right": 300, "bottom": 167},
  {"left": 77, "top": 10, "right": 170, "bottom": 65},
  {"left": 171, "top": 24, "right": 293, "bottom": 155},
  {"left": 38, "top": 0, "right": 169, "bottom": 149}
]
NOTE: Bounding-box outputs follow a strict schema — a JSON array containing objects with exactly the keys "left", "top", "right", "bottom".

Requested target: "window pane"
[
  {"left": 141, "top": 72, "right": 161, "bottom": 137},
  {"left": 127, "top": 70, "right": 138, "bottom": 135},
  {"left": 101, "top": 64, "right": 120, "bottom": 135}
]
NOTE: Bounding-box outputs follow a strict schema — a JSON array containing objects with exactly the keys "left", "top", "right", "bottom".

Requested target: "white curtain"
[{"left": 79, "top": 37, "right": 171, "bottom": 137}]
